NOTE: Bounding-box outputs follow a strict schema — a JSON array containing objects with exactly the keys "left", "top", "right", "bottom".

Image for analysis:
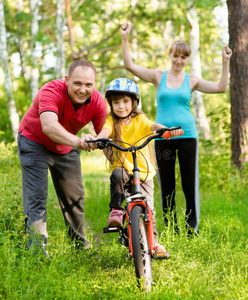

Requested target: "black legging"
[{"left": 154, "top": 138, "right": 200, "bottom": 231}]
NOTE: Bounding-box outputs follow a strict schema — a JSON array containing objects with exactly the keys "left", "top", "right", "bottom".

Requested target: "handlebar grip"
[{"left": 163, "top": 129, "right": 184, "bottom": 138}]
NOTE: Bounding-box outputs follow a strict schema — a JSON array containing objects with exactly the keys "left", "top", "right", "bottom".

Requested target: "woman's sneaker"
[
  {"left": 154, "top": 243, "right": 170, "bottom": 259},
  {"left": 107, "top": 209, "right": 124, "bottom": 227}
]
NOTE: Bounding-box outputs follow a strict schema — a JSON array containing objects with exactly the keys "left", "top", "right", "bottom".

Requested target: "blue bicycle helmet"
[{"left": 105, "top": 78, "right": 140, "bottom": 103}]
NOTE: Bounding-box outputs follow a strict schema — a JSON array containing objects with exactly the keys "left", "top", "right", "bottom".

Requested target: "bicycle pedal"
[
  {"left": 103, "top": 226, "right": 121, "bottom": 233},
  {"left": 154, "top": 252, "right": 170, "bottom": 259}
]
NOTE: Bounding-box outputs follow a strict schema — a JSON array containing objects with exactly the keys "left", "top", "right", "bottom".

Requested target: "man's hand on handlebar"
[{"left": 75, "top": 134, "right": 97, "bottom": 152}]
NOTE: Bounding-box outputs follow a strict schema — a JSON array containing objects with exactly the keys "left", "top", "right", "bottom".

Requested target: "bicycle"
[{"left": 86, "top": 126, "right": 183, "bottom": 291}]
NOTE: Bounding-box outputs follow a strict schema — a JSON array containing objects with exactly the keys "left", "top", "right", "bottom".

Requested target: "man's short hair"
[{"left": 68, "top": 60, "right": 96, "bottom": 77}]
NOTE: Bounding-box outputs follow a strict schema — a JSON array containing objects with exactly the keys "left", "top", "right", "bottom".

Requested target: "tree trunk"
[
  {"left": 16, "top": 0, "right": 29, "bottom": 94},
  {"left": 30, "top": 0, "right": 39, "bottom": 101},
  {"left": 187, "top": 7, "right": 211, "bottom": 140},
  {"left": 0, "top": 0, "right": 19, "bottom": 141},
  {"left": 130, "top": 0, "right": 141, "bottom": 108},
  {"left": 66, "top": 0, "right": 75, "bottom": 57},
  {"left": 56, "top": 0, "right": 65, "bottom": 79},
  {"left": 227, "top": 0, "right": 248, "bottom": 168}
]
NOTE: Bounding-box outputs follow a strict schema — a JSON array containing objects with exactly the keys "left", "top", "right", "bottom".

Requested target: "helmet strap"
[{"left": 113, "top": 111, "right": 133, "bottom": 120}]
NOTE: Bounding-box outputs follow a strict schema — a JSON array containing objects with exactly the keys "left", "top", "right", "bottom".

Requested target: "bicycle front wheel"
[{"left": 131, "top": 205, "right": 152, "bottom": 291}]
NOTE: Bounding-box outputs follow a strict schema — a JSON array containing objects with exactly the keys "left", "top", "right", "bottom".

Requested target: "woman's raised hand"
[
  {"left": 223, "top": 45, "right": 232, "bottom": 61},
  {"left": 121, "top": 22, "right": 132, "bottom": 39}
]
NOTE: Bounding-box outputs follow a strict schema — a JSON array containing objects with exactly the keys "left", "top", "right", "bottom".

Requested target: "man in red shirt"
[{"left": 18, "top": 59, "right": 107, "bottom": 257}]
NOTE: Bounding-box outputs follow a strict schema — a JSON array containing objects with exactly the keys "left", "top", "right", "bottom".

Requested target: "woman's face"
[{"left": 169, "top": 50, "right": 190, "bottom": 71}]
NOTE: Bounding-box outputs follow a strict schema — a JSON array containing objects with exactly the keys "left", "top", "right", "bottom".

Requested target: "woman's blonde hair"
[{"left": 169, "top": 40, "right": 191, "bottom": 57}]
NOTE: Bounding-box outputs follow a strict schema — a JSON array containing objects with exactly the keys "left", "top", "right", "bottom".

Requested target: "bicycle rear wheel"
[{"left": 131, "top": 205, "right": 152, "bottom": 291}]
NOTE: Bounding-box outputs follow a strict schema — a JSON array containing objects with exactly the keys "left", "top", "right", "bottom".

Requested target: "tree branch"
[
  {"left": 80, "top": 25, "right": 121, "bottom": 53},
  {"left": 71, "top": 44, "right": 122, "bottom": 59}
]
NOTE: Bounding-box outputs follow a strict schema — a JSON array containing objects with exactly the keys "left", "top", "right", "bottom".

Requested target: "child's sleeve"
[
  {"left": 142, "top": 115, "right": 155, "bottom": 135},
  {"left": 102, "top": 115, "right": 113, "bottom": 136}
]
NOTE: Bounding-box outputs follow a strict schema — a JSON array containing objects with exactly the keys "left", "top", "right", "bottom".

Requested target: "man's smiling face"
[{"left": 65, "top": 66, "right": 96, "bottom": 107}]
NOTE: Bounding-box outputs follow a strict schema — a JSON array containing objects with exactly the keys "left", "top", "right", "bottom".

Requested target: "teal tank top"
[{"left": 156, "top": 71, "right": 198, "bottom": 139}]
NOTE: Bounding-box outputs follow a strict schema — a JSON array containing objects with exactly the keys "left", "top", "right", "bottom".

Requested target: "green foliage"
[
  {"left": 0, "top": 142, "right": 24, "bottom": 242},
  {"left": 1, "top": 0, "right": 228, "bottom": 144},
  {"left": 0, "top": 97, "right": 13, "bottom": 142},
  {"left": 1, "top": 2, "right": 246, "bottom": 298},
  {"left": 0, "top": 136, "right": 248, "bottom": 299}
]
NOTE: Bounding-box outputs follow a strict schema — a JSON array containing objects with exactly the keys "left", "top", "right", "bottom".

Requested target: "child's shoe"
[
  {"left": 154, "top": 243, "right": 170, "bottom": 259},
  {"left": 107, "top": 209, "right": 124, "bottom": 227}
]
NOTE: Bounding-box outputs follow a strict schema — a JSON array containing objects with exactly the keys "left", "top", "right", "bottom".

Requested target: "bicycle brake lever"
[
  {"left": 97, "top": 138, "right": 112, "bottom": 149},
  {"left": 155, "top": 126, "right": 181, "bottom": 136},
  {"left": 98, "top": 141, "right": 107, "bottom": 149},
  {"left": 155, "top": 128, "right": 166, "bottom": 134},
  {"left": 85, "top": 138, "right": 111, "bottom": 149}
]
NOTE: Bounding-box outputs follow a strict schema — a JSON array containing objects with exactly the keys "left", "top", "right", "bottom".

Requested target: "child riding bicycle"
[{"left": 93, "top": 78, "right": 180, "bottom": 256}]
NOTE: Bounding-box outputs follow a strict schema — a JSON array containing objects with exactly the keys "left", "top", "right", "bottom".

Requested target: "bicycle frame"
[{"left": 124, "top": 149, "right": 155, "bottom": 258}]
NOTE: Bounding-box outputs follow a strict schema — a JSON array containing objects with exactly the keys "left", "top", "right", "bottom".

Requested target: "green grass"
[{"left": 0, "top": 142, "right": 248, "bottom": 299}]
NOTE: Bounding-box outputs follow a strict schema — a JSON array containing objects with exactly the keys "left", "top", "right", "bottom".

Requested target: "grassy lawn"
[{"left": 0, "top": 142, "right": 248, "bottom": 299}]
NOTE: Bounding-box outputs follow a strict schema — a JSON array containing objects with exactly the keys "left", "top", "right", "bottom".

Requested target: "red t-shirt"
[{"left": 19, "top": 79, "right": 108, "bottom": 154}]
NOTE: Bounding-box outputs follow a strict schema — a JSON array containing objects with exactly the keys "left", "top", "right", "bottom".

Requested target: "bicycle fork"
[
  {"left": 126, "top": 149, "right": 156, "bottom": 257},
  {"left": 126, "top": 196, "right": 155, "bottom": 258}
]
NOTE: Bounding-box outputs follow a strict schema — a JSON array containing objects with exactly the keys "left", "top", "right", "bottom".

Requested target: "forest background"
[
  {"left": 0, "top": 0, "right": 248, "bottom": 299},
  {"left": 0, "top": 0, "right": 232, "bottom": 144}
]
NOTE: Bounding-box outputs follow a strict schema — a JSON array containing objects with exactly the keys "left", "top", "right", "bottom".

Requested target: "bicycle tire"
[{"left": 131, "top": 205, "right": 152, "bottom": 291}]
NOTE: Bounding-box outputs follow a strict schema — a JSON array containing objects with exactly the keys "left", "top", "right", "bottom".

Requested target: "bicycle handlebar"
[
  {"left": 85, "top": 126, "right": 183, "bottom": 151},
  {"left": 162, "top": 129, "right": 184, "bottom": 138}
]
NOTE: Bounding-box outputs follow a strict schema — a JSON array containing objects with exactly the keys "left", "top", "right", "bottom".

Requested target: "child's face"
[{"left": 112, "top": 95, "right": 133, "bottom": 118}]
